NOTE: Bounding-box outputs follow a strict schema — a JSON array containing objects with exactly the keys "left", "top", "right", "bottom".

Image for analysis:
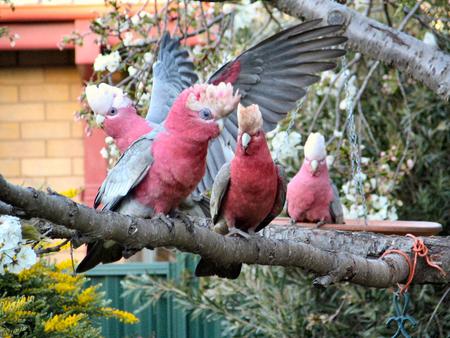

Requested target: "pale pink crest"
[
  {"left": 186, "top": 82, "right": 240, "bottom": 119},
  {"left": 237, "top": 103, "right": 263, "bottom": 135}
]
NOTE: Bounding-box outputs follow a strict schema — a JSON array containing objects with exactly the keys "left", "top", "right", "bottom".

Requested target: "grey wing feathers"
[
  {"left": 255, "top": 165, "right": 287, "bottom": 232},
  {"left": 94, "top": 130, "right": 158, "bottom": 211},
  {"left": 330, "top": 182, "right": 345, "bottom": 224},
  {"left": 199, "top": 20, "right": 346, "bottom": 196},
  {"left": 209, "top": 163, "right": 231, "bottom": 224},
  {"left": 146, "top": 32, "right": 198, "bottom": 124}
]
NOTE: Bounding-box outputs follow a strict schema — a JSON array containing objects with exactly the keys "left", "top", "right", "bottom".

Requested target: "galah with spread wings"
[
  {"left": 287, "top": 132, "right": 344, "bottom": 225},
  {"left": 86, "top": 20, "right": 347, "bottom": 201},
  {"left": 195, "top": 104, "right": 287, "bottom": 279},
  {"left": 76, "top": 82, "right": 240, "bottom": 273}
]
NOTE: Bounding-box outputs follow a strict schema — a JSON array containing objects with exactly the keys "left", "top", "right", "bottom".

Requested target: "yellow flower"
[
  {"left": 18, "top": 263, "right": 43, "bottom": 282},
  {"left": 0, "top": 296, "right": 34, "bottom": 313},
  {"left": 47, "top": 271, "right": 80, "bottom": 284},
  {"left": 77, "top": 286, "right": 96, "bottom": 306},
  {"left": 55, "top": 259, "right": 74, "bottom": 271},
  {"left": 44, "top": 313, "right": 85, "bottom": 332},
  {"left": 102, "top": 307, "right": 139, "bottom": 324},
  {"left": 59, "top": 188, "right": 80, "bottom": 199},
  {"left": 52, "top": 282, "right": 76, "bottom": 294}
]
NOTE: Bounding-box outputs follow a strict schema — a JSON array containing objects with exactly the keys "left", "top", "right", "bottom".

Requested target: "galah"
[
  {"left": 86, "top": 20, "right": 346, "bottom": 201},
  {"left": 286, "top": 132, "right": 344, "bottom": 225},
  {"left": 85, "top": 32, "right": 198, "bottom": 152},
  {"left": 76, "top": 82, "right": 240, "bottom": 273},
  {"left": 195, "top": 104, "right": 287, "bottom": 279},
  {"left": 85, "top": 84, "right": 152, "bottom": 152}
]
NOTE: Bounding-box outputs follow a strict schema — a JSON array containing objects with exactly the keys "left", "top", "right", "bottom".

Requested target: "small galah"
[{"left": 287, "top": 132, "right": 344, "bottom": 225}]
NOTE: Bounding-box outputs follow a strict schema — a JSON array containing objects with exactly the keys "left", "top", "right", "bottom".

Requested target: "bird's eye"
[
  {"left": 108, "top": 108, "right": 117, "bottom": 116},
  {"left": 199, "top": 108, "right": 212, "bottom": 120}
]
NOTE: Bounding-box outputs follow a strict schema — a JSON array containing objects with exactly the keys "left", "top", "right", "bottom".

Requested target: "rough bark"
[
  {"left": 273, "top": 0, "right": 450, "bottom": 99},
  {"left": 0, "top": 175, "right": 448, "bottom": 288}
]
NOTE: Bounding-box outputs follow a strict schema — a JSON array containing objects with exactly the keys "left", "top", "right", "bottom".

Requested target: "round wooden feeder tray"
[{"left": 272, "top": 217, "right": 443, "bottom": 236}]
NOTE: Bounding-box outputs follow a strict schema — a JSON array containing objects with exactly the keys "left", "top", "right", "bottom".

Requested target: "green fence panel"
[{"left": 85, "top": 256, "right": 226, "bottom": 338}]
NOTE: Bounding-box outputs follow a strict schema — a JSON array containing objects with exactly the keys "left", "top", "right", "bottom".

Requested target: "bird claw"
[
  {"left": 156, "top": 213, "right": 174, "bottom": 232},
  {"left": 316, "top": 220, "right": 326, "bottom": 228},
  {"left": 225, "top": 227, "right": 251, "bottom": 239},
  {"left": 289, "top": 218, "right": 297, "bottom": 226},
  {"left": 172, "top": 210, "right": 194, "bottom": 233}
]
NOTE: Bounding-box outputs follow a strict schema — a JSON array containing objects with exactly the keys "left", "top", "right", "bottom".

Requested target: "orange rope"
[{"left": 381, "top": 233, "right": 446, "bottom": 293}]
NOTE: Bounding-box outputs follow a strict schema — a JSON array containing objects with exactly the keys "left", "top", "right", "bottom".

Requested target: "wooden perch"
[{"left": 0, "top": 175, "right": 448, "bottom": 287}]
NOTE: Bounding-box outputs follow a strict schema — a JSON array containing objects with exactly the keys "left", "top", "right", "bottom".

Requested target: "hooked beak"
[
  {"left": 310, "top": 159, "right": 319, "bottom": 174},
  {"left": 241, "top": 132, "right": 251, "bottom": 150},
  {"left": 95, "top": 114, "right": 105, "bottom": 127},
  {"left": 216, "top": 118, "right": 224, "bottom": 132}
]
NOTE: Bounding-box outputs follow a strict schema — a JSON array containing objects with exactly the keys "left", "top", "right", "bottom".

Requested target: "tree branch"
[
  {"left": 0, "top": 175, "right": 448, "bottom": 287},
  {"left": 274, "top": 0, "right": 450, "bottom": 99}
]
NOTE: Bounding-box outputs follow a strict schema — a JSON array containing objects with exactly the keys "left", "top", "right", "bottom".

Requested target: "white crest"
[
  {"left": 304, "top": 132, "right": 327, "bottom": 161},
  {"left": 85, "top": 83, "right": 131, "bottom": 116}
]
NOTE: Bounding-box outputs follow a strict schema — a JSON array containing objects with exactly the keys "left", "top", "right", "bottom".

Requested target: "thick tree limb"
[
  {"left": 0, "top": 175, "right": 448, "bottom": 288},
  {"left": 273, "top": 0, "right": 450, "bottom": 99},
  {"left": 0, "top": 200, "right": 78, "bottom": 240}
]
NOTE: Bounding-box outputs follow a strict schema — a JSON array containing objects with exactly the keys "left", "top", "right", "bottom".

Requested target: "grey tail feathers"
[
  {"left": 75, "top": 240, "right": 124, "bottom": 273},
  {"left": 195, "top": 258, "right": 242, "bottom": 280}
]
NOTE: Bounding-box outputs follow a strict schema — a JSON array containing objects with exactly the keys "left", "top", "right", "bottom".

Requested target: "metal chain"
[
  {"left": 343, "top": 57, "right": 368, "bottom": 226},
  {"left": 274, "top": 98, "right": 303, "bottom": 163}
]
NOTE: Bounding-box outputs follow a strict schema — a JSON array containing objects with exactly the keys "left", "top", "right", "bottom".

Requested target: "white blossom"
[
  {"left": 270, "top": 131, "right": 302, "bottom": 161},
  {"left": 123, "top": 32, "right": 134, "bottom": 46},
  {"left": 144, "top": 52, "right": 153, "bottom": 64},
  {"left": 406, "top": 159, "right": 414, "bottom": 169},
  {"left": 423, "top": 32, "right": 438, "bottom": 49},
  {"left": 333, "top": 130, "right": 343, "bottom": 138},
  {"left": 8, "top": 246, "right": 36, "bottom": 274},
  {"left": 0, "top": 215, "right": 21, "bottom": 251},
  {"left": 105, "top": 136, "right": 114, "bottom": 145},
  {"left": 100, "top": 147, "right": 108, "bottom": 159},
  {"left": 128, "top": 66, "right": 138, "bottom": 77},
  {"left": 93, "top": 51, "right": 121, "bottom": 72},
  {"left": 0, "top": 216, "right": 37, "bottom": 275},
  {"left": 138, "top": 92, "right": 151, "bottom": 105},
  {"left": 326, "top": 155, "right": 335, "bottom": 168},
  {"left": 361, "top": 157, "right": 370, "bottom": 165}
]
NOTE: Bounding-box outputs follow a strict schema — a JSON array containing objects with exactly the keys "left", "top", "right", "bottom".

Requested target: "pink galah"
[
  {"left": 76, "top": 83, "right": 240, "bottom": 273},
  {"left": 287, "top": 132, "right": 344, "bottom": 225},
  {"left": 195, "top": 104, "right": 287, "bottom": 279},
  {"left": 85, "top": 83, "right": 151, "bottom": 152}
]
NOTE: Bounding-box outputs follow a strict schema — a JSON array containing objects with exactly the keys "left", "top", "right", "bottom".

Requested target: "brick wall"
[{"left": 0, "top": 67, "right": 85, "bottom": 197}]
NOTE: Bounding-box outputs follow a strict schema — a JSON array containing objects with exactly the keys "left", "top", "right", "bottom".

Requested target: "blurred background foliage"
[{"left": 53, "top": 0, "right": 450, "bottom": 336}]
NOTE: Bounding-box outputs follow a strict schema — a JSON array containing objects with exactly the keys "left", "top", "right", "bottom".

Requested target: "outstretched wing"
[
  {"left": 255, "top": 164, "right": 288, "bottom": 232},
  {"left": 209, "top": 163, "right": 231, "bottom": 224},
  {"left": 329, "top": 182, "right": 345, "bottom": 224},
  {"left": 94, "top": 128, "right": 160, "bottom": 211},
  {"left": 146, "top": 32, "right": 198, "bottom": 124},
  {"left": 198, "top": 20, "right": 346, "bottom": 194}
]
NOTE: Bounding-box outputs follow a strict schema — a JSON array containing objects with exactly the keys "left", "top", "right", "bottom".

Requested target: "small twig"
[
  {"left": 382, "top": 0, "right": 392, "bottom": 27},
  {"left": 424, "top": 286, "right": 450, "bottom": 333},
  {"left": 262, "top": 2, "right": 283, "bottom": 30},
  {"left": 36, "top": 239, "right": 69, "bottom": 255}
]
